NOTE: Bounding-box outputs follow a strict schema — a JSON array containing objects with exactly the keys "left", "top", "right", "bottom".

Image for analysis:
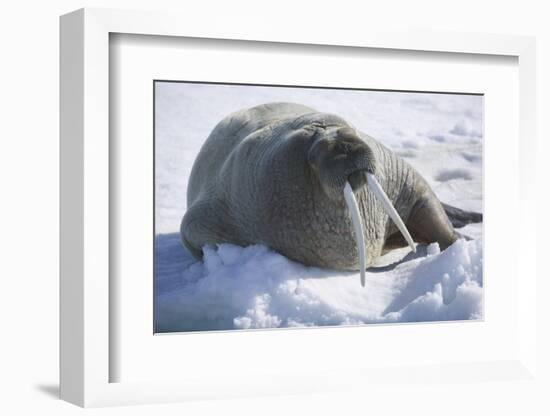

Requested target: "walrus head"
[{"left": 306, "top": 124, "right": 416, "bottom": 286}]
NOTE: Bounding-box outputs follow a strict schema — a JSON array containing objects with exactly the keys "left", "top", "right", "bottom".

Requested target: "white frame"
[{"left": 60, "top": 8, "right": 537, "bottom": 407}]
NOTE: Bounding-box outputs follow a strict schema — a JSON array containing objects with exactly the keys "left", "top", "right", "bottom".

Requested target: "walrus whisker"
[
  {"left": 343, "top": 182, "right": 366, "bottom": 287},
  {"left": 366, "top": 173, "right": 416, "bottom": 253}
]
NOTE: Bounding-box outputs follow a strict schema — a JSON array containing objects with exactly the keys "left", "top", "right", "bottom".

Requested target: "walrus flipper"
[
  {"left": 180, "top": 202, "right": 208, "bottom": 259},
  {"left": 441, "top": 203, "right": 483, "bottom": 228},
  {"left": 382, "top": 198, "right": 482, "bottom": 254},
  {"left": 180, "top": 198, "right": 223, "bottom": 260},
  {"left": 181, "top": 197, "right": 247, "bottom": 260},
  {"left": 405, "top": 194, "right": 459, "bottom": 251}
]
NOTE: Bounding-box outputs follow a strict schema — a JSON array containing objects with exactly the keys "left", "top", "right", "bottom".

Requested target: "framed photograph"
[
  {"left": 153, "top": 80, "right": 484, "bottom": 334},
  {"left": 60, "top": 8, "right": 538, "bottom": 407}
]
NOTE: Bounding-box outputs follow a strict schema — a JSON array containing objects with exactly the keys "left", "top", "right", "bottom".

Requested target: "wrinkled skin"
[{"left": 181, "top": 103, "right": 459, "bottom": 270}]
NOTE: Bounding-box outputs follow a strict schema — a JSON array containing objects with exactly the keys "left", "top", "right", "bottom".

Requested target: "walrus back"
[{"left": 186, "top": 103, "right": 315, "bottom": 205}]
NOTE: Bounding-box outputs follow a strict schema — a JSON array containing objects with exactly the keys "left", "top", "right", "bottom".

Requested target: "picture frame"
[{"left": 60, "top": 7, "right": 538, "bottom": 407}]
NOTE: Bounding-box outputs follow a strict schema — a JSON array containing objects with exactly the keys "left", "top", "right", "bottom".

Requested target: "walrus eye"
[{"left": 344, "top": 175, "right": 416, "bottom": 287}]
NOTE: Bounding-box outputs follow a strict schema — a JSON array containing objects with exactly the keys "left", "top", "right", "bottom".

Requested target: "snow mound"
[{"left": 155, "top": 237, "right": 483, "bottom": 332}]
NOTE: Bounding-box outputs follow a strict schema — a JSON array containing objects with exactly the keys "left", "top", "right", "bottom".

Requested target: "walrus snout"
[
  {"left": 347, "top": 169, "right": 368, "bottom": 191},
  {"left": 307, "top": 126, "right": 376, "bottom": 199}
]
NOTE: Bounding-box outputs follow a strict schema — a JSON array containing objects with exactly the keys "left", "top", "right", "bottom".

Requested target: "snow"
[{"left": 154, "top": 82, "right": 483, "bottom": 332}]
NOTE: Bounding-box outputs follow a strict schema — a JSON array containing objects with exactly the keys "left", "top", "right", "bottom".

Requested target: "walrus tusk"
[
  {"left": 366, "top": 173, "right": 416, "bottom": 253},
  {"left": 343, "top": 182, "right": 367, "bottom": 287}
]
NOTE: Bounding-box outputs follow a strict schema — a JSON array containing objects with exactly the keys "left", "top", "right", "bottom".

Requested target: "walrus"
[{"left": 181, "top": 103, "right": 482, "bottom": 286}]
